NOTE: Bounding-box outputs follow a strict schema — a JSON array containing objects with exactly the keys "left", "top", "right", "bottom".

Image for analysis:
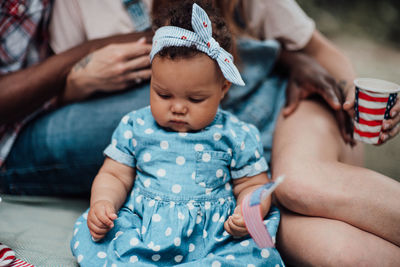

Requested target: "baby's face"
[{"left": 150, "top": 53, "right": 230, "bottom": 132}]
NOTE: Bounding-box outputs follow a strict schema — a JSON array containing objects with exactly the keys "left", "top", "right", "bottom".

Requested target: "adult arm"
[
  {"left": 46, "top": 0, "right": 153, "bottom": 105},
  {"left": 277, "top": 30, "right": 356, "bottom": 145},
  {"left": 60, "top": 38, "right": 152, "bottom": 104},
  {"left": 301, "top": 30, "right": 400, "bottom": 144},
  {"left": 0, "top": 31, "right": 152, "bottom": 125},
  {"left": 243, "top": 0, "right": 356, "bottom": 144},
  {"left": 302, "top": 30, "right": 356, "bottom": 105}
]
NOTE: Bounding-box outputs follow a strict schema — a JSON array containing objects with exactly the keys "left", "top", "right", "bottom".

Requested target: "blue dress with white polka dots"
[{"left": 71, "top": 106, "right": 284, "bottom": 266}]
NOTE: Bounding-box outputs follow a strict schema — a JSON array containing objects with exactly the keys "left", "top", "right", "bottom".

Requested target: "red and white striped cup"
[{"left": 354, "top": 78, "right": 400, "bottom": 144}]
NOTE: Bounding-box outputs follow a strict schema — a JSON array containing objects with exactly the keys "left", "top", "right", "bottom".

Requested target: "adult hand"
[
  {"left": 281, "top": 52, "right": 342, "bottom": 115},
  {"left": 379, "top": 97, "right": 400, "bottom": 144},
  {"left": 87, "top": 200, "right": 118, "bottom": 240},
  {"left": 60, "top": 38, "right": 152, "bottom": 104},
  {"left": 343, "top": 85, "right": 400, "bottom": 145},
  {"left": 279, "top": 51, "right": 355, "bottom": 145}
]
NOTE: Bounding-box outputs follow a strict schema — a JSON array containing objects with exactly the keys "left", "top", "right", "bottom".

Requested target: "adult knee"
[{"left": 273, "top": 162, "right": 320, "bottom": 215}]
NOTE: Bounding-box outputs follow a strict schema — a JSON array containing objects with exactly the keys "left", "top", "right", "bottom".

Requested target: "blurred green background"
[
  {"left": 297, "top": 0, "right": 400, "bottom": 180},
  {"left": 298, "top": 0, "right": 400, "bottom": 49}
]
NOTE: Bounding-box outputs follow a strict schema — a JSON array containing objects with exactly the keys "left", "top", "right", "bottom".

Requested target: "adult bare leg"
[
  {"left": 277, "top": 209, "right": 400, "bottom": 266},
  {"left": 271, "top": 100, "right": 400, "bottom": 253}
]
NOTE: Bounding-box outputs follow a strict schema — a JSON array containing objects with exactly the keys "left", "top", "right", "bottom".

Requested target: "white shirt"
[{"left": 49, "top": 0, "right": 315, "bottom": 53}]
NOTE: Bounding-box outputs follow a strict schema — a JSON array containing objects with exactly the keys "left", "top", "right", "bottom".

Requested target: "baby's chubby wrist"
[
  {"left": 240, "top": 189, "right": 271, "bottom": 218},
  {"left": 90, "top": 199, "right": 117, "bottom": 214}
]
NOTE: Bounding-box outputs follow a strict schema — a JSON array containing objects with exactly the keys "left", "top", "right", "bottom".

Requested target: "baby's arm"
[
  {"left": 224, "top": 172, "right": 271, "bottom": 237},
  {"left": 88, "top": 157, "right": 136, "bottom": 240}
]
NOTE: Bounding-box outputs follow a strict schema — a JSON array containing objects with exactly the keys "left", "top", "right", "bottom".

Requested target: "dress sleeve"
[
  {"left": 49, "top": 0, "right": 86, "bottom": 53},
  {"left": 244, "top": 0, "right": 315, "bottom": 50},
  {"left": 103, "top": 113, "right": 137, "bottom": 167},
  {"left": 230, "top": 123, "right": 268, "bottom": 179}
]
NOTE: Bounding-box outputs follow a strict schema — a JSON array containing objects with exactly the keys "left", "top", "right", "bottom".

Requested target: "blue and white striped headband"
[{"left": 150, "top": 3, "right": 245, "bottom": 86}]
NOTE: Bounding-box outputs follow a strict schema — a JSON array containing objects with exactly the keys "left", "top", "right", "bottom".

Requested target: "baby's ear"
[{"left": 221, "top": 79, "right": 231, "bottom": 99}]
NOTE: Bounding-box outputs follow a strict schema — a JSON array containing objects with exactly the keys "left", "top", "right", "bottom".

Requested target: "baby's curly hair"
[{"left": 152, "top": 0, "right": 233, "bottom": 59}]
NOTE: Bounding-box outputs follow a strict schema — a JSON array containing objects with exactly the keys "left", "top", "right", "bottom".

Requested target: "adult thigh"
[
  {"left": 271, "top": 100, "right": 400, "bottom": 246},
  {"left": 272, "top": 99, "right": 362, "bottom": 166},
  {"left": 1, "top": 85, "right": 149, "bottom": 195},
  {"left": 271, "top": 100, "right": 363, "bottom": 214},
  {"left": 277, "top": 209, "right": 400, "bottom": 267}
]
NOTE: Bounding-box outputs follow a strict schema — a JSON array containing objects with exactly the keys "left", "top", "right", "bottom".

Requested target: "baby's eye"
[
  {"left": 158, "top": 93, "right": 171, "bottom": 99},
  {"left": 188, "top": 97, "right": 205, "bottom": 103}
]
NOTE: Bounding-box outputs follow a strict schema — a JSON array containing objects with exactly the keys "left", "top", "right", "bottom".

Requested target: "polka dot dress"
[{"left": 71, "top": 107, "right": 284, "bottom": 266}]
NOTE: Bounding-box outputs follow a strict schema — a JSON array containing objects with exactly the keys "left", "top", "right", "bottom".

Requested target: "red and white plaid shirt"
[{"left": 0, "top": 0, "right": 53, "bottom": 166}]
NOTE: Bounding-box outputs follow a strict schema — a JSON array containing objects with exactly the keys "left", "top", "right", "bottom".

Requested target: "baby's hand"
[
  {"left": 87, "top": 200, "right": 118, "bottom": 240},
  {"left": 224, "top": 205, "right": 248, "bottom": 238}
]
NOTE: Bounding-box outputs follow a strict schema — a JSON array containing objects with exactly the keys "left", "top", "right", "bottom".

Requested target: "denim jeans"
[
  {"left": 0, "top": 39, "right": 286, "bottom": 195},
  {"left": 0, "top": 87, "right": 150, "bottom": 195}
]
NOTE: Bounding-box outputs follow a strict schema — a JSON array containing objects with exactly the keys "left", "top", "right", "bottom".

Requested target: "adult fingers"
[
  {"left": 382, "top": 112, "right": 400, "bottom": 132},
  {"left": 282, "top": 80, "right": 302, "bottom": 117},
  {"left": 343, "top": 84, "right": 356, "bottom": 112},
  {"left": 118, "top": 41, "right": 152, "bottom": 60},
  {"left": 316, "top": 76, "right": 341, "bottom": 111},
  {"left": 380, "top": 124, "right": 400, "bottom": 143},
  {"left": 390, "top": 98, "right": 400, "bottom": 118},
  {"left": 385, "top": 97, "right": 400, "bottom": 125},
  {"left": 334, "top": 109, "right": 355, "bottom": 146},
  {"left": 100, "top": 68, "right": 151, "bottom": 91},
  {"left": 387, "top": 124, "right": 400, "bottom": 140},
  {"left": 380, "top": 100, "right": 400, "bottom": 143},
  {"left": 122, "top": 68, "right": 152, "bottom": 84},
  {"left": 136, "top": 36, "right": 147, "bottom": 44},
  {"left": 124, "top": 55, "right": 151, "bottom": 73}
]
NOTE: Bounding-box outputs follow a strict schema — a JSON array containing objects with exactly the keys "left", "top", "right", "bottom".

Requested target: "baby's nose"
[{"left": 171, "top": 102, "right": 187, "bottom": 114}]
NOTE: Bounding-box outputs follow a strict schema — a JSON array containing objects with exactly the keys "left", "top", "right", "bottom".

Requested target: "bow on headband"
[{"left": 150, "top": 3, "right": 245, "bottom": 86}]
